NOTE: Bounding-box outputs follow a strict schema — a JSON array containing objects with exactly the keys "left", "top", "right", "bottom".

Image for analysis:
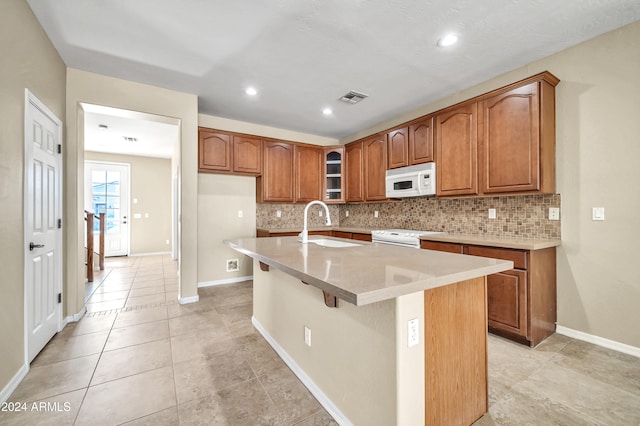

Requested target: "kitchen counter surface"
[
  {"left": 225, "top": 236, "right": 512, "bottom": 306},
  {"left": 420, "top": 233, "right": 561, "bottom": 250}
]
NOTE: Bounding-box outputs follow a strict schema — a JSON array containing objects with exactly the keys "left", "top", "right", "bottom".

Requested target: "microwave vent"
[{"left": 338, "top": 90, "right": 369, "bottom": 104}]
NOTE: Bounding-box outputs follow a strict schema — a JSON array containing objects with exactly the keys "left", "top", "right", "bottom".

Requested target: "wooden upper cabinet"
[
  {"left": 199, "top": 129, "right": 232, "bottom": 172},
  {"left": 436, "top": 103, "right": 478, "bottom": 196},
  {"left": 233, "top": 136, "right": 261, "bottom": 174},
  {"left": 364, "top": 135, "right": 387, "bottom": 201},
  {"left": 294, "top": 145, "right": 323, "bottom": 203},
  {"left": 259, "top": 141, "right": 294, "bottom": 202},
  {"left": 479, "top": 78, "right": 556, "bottom": 194},
  {"left": 323, "top": 146, "right": 345, "bottom": 204},
  {"left": 387, "top": 127, "right": 409, "bottom": 169},
  {"left": 345, "top": 141, "right": 364, "bottom": 202},
  {"left": 198, "top": 128, "right": 261, "bottom": 175},
  {"left": 409, "top": 117, "right": 434, "bottom": 165}
]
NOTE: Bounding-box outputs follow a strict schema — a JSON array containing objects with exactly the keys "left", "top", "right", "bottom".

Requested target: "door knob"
[{"left": 29, "top": 242, "right": 44, "bottom": 251}]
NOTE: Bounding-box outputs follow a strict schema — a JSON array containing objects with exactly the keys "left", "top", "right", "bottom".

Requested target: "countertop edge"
[{"left": 419, "top": 234, "right": 561, "bottom": 250}]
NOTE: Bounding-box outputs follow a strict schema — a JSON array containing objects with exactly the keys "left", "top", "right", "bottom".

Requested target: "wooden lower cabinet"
[
  {"left": 257, "top": 229, "right": 372, "bottom": 242},
  {"left": 421, "top": 240, "right": 556, "bottom": 347}
]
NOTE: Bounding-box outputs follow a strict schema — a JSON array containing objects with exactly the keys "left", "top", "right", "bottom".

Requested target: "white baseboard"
[
  {"left": 556, "top": 325, "right": 640, "bottom": 358},
  {"left": 63, "top": 307, "right": 87, "bottom": 325},
  {"left": 129, "top": 251, "right": 172, "bottom": 257},
  {"left": 198, "top": 276, "right": 253, "bottom": 288},
  {"left": 178, "top": 295, "right": 199, "bottom": 305},
  {"left": 251, "top": 317, "right": 352, "bottom": 426},
  {"left": 0, "top": 363, "right": 28, "bottom": 404}
]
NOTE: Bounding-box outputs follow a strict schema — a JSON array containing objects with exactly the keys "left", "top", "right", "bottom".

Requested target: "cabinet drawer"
[
  {"left": 333, "top": 231, "right": 352, "bottom": 239},
  {"left": 351, "top": 233, "right": 372, "bottom": 242},
  {"left": 421, "top": 241, "right": 464, "bottom": 254},
  {"left": 466, "top": 245, "right": 527, "bottom": 269}
]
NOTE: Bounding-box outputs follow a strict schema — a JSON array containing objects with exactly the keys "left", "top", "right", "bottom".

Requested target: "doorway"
[
  {"left": 24, "top": 90, "right": 63, "bottom": 363},
  {"left": 84, "top": 161, "right": 131, "bottom": 257}
]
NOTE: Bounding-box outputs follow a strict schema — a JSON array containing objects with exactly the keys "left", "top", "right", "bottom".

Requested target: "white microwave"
[{"left": 385, "top": 162, "right": 436, "bottom": 198}]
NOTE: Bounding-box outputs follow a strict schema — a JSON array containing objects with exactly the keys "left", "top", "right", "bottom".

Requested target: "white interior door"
[
  {"left": 25, "top": 90, "right": 62, "bottom": 363},
  {"left": 84, "top": 161, "right": 130, "bottom": 257}
]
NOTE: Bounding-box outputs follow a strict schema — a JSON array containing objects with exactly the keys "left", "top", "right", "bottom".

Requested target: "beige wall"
[
  {"left": 66, "top": 69, "right": 198, "bottom": 310},
  {"left": 0, "top": 0, "right": 66, "bottom": 398},
  {"left": 84, "top": 152, "right": 173, "bottom": 255},
  {"left": 343, "top": 22, "right": 640, "bottom": 348},
  {"left": 197, "top": 114, "right": 339, "bottom": 284}
]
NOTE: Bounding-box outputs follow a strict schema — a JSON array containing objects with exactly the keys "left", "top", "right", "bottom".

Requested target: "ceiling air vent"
[
  {"left": 338, "top": 90, "right": 369, "bottom": 104},
  {"left": 122, "top": 136, "right": 138, "bottom": 142}
]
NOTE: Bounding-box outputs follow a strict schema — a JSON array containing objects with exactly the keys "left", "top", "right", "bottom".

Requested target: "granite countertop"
[
  {"left": 224, "top": 236, "right": 513, "bottom": 306},
  {"left": 419, "top": 233, "right": 561, "bottom": 250}
]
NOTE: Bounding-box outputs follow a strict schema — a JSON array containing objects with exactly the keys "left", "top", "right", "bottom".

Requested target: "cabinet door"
[
  {"left": 345, "top": 141, "right": 364, "bottom": 202},
  {"left": 199, "top": 129, "right": 232, "bottom": 172},
  {"left": 261, "top": 141, "right": 294, "bottom": 202},
  {"left": 387, "top": 127, "right": 408, "bottom": 169},
  {"left": 420, "top": 241, "right": 464, "bottom": 253},
  {"left": 233, "top": 136, "right": 262, "bottom": 175},
  {"left": 487, "top": 269, "right": 528, "bottom": 338},
  {"left": 364, "top": 135, "right": 387, "bottom": 201},
  {"left": 480, "top": 82, "right": 540, "bottom": 193},
  {"left": 295, "top": 145, "right": 323, "bottom": 203},
  {"left": 323, "top": 147, "right": 345, "bottom": 203},
  {"left": 436, "top": 104, "right": 478, "bottom": 196},
  {"left": 409, "top": 117, "right": 434, "bottom": 165}
]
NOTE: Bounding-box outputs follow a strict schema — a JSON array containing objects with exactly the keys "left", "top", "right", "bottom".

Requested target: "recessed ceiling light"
[
  {"left": 245, "top": 87, "right": 257, "bottom": 96},
  {"left": 322, "top": 107, "right": 333, "bottom": 116},
  {"left": 437, "top": 33, "right": 458, "bottom": 47}
]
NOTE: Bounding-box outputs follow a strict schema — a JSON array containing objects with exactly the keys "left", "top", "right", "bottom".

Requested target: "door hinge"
[
  {"left": 57, "top": 144, "right": 62, "bottom": 154},
  {"left": 57, "top": 293, "right": 62, "bottom": 304},
  {"left": 57, "top": 218, "right": 62, "bottom": 229}
]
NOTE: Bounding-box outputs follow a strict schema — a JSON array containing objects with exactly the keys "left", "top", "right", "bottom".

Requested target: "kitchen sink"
[{"left": 307, "top": 238, "right": 363, "bottom": 248}]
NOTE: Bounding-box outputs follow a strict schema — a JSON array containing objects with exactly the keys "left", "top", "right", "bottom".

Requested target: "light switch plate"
[
  {"left": 408, "top": 318, "right": 419, "bottom": 347},
  {"left": 549, "top": 207, "right": 560, "bottom": 220},
  {"left": 592, "top": 207, "right": 605, "bottom": 221},
  {"left": 276, "top": 210, "right": 282, "bottom": 218},
  {"left": 374, "top": 210, "right": 379, "bottom": 218},
  {"left": 238, "top": 210, "right": 243, "bottom": 218},
  {"left": 488, "top": 208, "right": 496, "bottom": 219},
  {"left": 304, "top": 326, "right": 311, "bottom": 347}
]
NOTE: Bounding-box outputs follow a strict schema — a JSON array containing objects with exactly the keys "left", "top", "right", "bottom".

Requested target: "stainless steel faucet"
[{"left": 299, "top": 200, "right": 332, "bottom": 243}]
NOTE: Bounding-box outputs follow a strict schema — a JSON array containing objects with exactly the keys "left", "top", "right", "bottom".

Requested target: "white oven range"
[{"left": 371, "top": 229, "right": 446, "bottom": 249}]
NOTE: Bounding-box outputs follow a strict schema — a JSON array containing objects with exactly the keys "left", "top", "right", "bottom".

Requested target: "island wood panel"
[{"left": 424, "top": 276, "right": 487, "bottom": 425}]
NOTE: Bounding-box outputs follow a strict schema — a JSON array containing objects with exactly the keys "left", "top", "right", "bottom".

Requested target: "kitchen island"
[{"left": 225, "top": 236, "right": 513, "bottom": 425}]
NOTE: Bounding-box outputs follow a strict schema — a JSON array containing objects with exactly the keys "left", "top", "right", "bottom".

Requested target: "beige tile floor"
[{"left": 1, "top": 254, "right": 639, "bottom": 425}]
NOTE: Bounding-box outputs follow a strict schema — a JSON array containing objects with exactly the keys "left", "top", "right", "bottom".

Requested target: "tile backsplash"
[{"left": 257, "top": 194, "right": 561, "bottom": 239}]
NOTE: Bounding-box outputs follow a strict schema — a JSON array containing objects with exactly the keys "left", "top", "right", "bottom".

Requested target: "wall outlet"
[
  {"left": 276, "top": 210, "right": 282, "bottom": 218},
  {"left": 549, "top": 207, "right": 560, "bottom": 220},
  {"left": 238, "top": 210, "right": 243, "bottom": 218},
  {"left": 226, "top": 259, "right": 239, "bottom": 272},
  {"left": 488, "top": 208, "right": 496, "bottom": 219},
  {"left": 133, "top": 198, "right": 138, "bottom": 204},
  {"left": 408, "top": 318, "right": 419, "bottom": 347},
  {"left": 374, "top": 210, "right": 379, "bottom": 218},
  {"left": 319, "top": 210, "right": 323, "bottom": 217},
  {"left": 165, "top": 239, "right": 170, "bottom": 245},
  {"left": 304, "top": 326, "right": 312, "bottom": 347},
  {"left": 592, "top": 207, "right": 605, "bottom": 221},
  {"left": 345, "top": 210, "right": 349, "bottom": 217}
]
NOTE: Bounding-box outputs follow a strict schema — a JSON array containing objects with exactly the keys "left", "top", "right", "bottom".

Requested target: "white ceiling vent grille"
[{"left": 338, "top": 90, "right": 369, "bottom": 104}]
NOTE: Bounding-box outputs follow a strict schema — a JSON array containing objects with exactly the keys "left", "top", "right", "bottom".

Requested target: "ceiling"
[
  {"left": 83, "top": 104, "right": 179, "bottom": 159},
  {"left": 28, "top": 0, "right": 640, "bottom": 139}
]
